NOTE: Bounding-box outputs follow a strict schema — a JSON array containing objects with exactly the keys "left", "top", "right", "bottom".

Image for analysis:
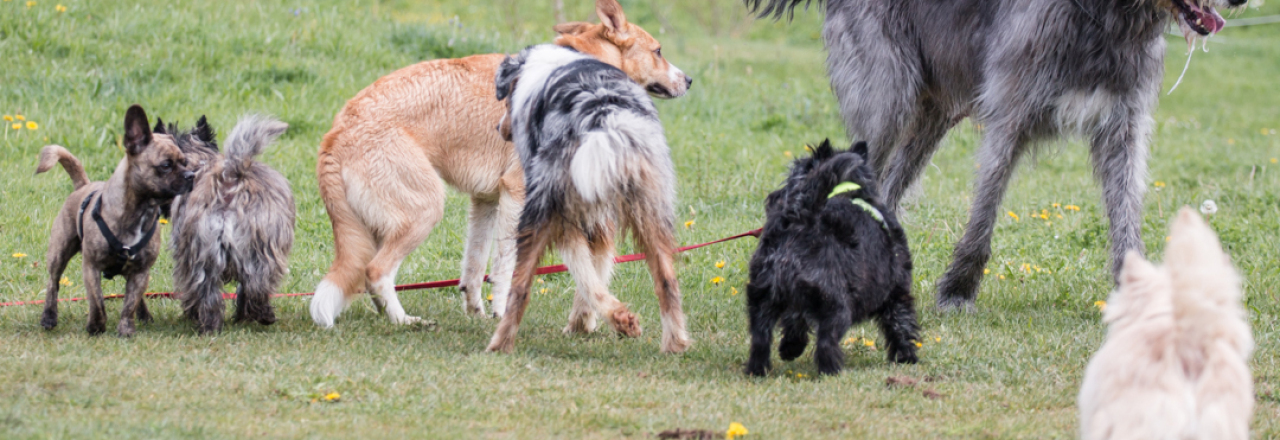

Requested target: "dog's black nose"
[
  {"left": 685, "top": 76, "right": 693, "bottom": 90},
  {"left": 183, "top": 171, "right": 195, "bottom": 181}
]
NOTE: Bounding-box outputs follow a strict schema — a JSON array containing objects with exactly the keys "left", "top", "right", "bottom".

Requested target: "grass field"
[{"left": 2, "top": 0, "right": 1278, "bottom": 438}]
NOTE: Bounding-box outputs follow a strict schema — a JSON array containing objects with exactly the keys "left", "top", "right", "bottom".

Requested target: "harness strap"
[{"left": 88, "top": 195, "right": 159, "bottom": 263}]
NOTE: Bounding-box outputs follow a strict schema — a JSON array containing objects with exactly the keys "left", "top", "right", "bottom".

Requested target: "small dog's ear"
[
  {"left": 153, "top": 118, "right": 166, "bottom": 135},
  {"left": 813, "top": 139, "right": 834, "bottom": 160},
  {"left": 495, "top": 55, "right": 523, "bottom": 101},
  {"left": 553, "top": 22, "right": 592, "bottom": 36},
  {"left": 851, "top": 141, "right": 868, "bottom": 159},
  {"left": 123, "top": 104, "right": 153, "bottom": 156},
  {"left": 195, "top": 115, "right": 217, "bottom": 145},
  {"left": 595, "top": 0, "right": 629, "bottom": 37}
]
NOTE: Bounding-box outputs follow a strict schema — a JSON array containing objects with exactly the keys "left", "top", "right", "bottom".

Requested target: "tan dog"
[
  {"left": 311, "top": 0, "right": 690, "bottom": 327},
  {"left": 36, "top": 105, "right": 195, "bottom": 336}
]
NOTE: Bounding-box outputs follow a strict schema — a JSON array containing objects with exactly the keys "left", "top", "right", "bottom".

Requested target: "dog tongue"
[{"left": 1191, "top": 3, "right": 1226, "bottom": 34}]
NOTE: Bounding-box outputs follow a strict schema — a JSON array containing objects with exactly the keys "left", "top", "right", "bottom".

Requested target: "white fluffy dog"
[{"left": 1079, "top": 207, "right": 1253, "bottom": 440}]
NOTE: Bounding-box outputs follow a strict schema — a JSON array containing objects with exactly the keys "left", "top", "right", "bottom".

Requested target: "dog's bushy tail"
[
  {"left": 224, "top": 115, "right": 288, "bottom": 179},
  {"left": 35, "top": 145, "right": 89, "bottom": 190},
  {"left": 571, "top": 112, "right": 670, "bottom": 204},
  {"left": 745, "top": 0, "right": 825, "bottom": 21}
]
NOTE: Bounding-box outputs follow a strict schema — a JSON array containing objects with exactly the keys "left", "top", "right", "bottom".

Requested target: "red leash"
[{"left": 0, "top": 229, "right": 762, "bottom": 307}]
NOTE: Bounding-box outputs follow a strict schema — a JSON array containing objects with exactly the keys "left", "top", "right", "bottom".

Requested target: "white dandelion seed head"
[{"left": 1199, "top": 199, "right": 1218, "bottom": 215}]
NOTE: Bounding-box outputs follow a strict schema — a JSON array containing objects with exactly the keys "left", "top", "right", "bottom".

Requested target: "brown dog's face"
[
  {"left": 553, "top": 0, "right": 691, "bottom": 99},
  {"left": 121, "top": 105, "right": 195, "bottom": 199}
]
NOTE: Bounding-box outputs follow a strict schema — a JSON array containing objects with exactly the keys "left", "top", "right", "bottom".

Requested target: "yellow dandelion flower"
[
  {"left": 913, "top": 340, "right": 922, "bottom": 348},
  {"left": 1094, "top": 300, "right": 1107, "bottom": 312},
  {"left": 1271, "top": 158, "right": 1278, "bottom": 164},
  {"left": 2, "top": 115, "right": 11, "bottom": 122},
  {"left": 59, "top": 276, "right": 73, "bottom": 287},
  {"left": 715, "top": 260, "right": 725, "bottom": 269},
  {"left": 26, "top": 1, "right": 35, "bottom": 7},
  {"left": 1153, "top": 181, "right": 1165, "bottom": 188},
  {"left": 55, "top": 4, "right": 65, "bottom": 12},
  {"left": 158, "top": 218, "right": 168, "bottom": 225},
  {"left": 1165, "top": 236, "right": 1171, "bottom": 242},
  {"left": 863, "top": 339, "right": 875, "bottom": 348},
  {"left": 323, "top": 392, "right": 340, "bottom": 402},
  {"left": 803, "top": 144, "right": 813, "bottom": 152},
  {"left": 1007, "top": 211, "right": 1019, "bottom": 222},
  {"left": 1263, "top": 128, "right": 1270, "bottom": 135},
  {"left": 1052, "top": 203, "right": 1060, "bottom": 208},
  {"left": 684, "top": 220, "right": 695, "bottom": 229},
  {"left": 783, "top": 151, "right": 793, "bottom": 158},
  {"left": 1033, "top": 265, "right": 1042, "bottom": 273},
  {"left": 536, "top": 278, "right": 544, "bottom": 284},
  {"left": 934, "top": 336, "right": 941, "bottom": 342},
  {"left": 983, "top": 268, "right": 990, "bottom": 275},
  {"left": 1065, "top": 205, "right": 1080, "bottom": 211},
  {"left": 25, "top": 122, "right": 37, "bottom": 130},
  {"left": 1040, "top": 209, "right": 1049, "bottom": 219},
  {"left": 486, "top": 294, "right": 493, "bottom": 301},
  {"left": 10, "top": 123, "right": 20, "bottom": 130},
  {"left": 730, "top": 287, "right": 739, "bottom": 296},
  {"left": 539, "top": 288, "right": 547, "bottom": 294},
  {"left": 14, "top": 114, "right": 24, "bottom": 121},
  {"left": 12, "top": 253, "right": 27, "bottom": 258},
  {"left": 1056, "top": 214, "right": 1063, "bottom": 219},
  {"left": 711, "top": 276, "right": 724, "bottom": 285},
  {"left": 1020, "top": 263, "right": 1031, "bottom": 273},
  {"left": 998, "top": 274, "right": 1005, "bottom": 280},
  {"left": 796, "top": 373, "right": 806, "bottom": 378}
]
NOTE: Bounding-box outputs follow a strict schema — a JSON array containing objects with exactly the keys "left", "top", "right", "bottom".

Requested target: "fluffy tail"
[
  {"left": 570, "top": 112, "right": 669, "bottom": 203},
  {"left": 1165, "top": 207, "right": 1252, "bottom": 356},
  {"left": 35, "top": 145, "right": 90, "bottom": 189},
  {"left": 745, "top": 0, "right": 826, "bottom": 20},
  {"left": 223, "top": 115, "right": 288, "bottom": 178}
]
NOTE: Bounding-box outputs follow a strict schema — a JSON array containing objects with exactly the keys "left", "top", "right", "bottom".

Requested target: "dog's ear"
[
  {"left": 851, "top": 141, "right": 868, "bottom": 159},
  {"left": 194, "top": 115, "right": 217, "bottom": 147},
  {"left": 494, "top": 54, "right": 523, "bottom": 101},
  {"left": 123, "top": 104, "right": 153, "bottom": 156},
  {"left": 595, "top": 0, "right": 629, "bottom": 38},
  {"left": 153, "top": 118, "right": 166, "bottom": 135},
  {"left": 554, "top": 22, "right": 592, "bottom": 36},
  {"left": 812, "top": 139, "right": 834, "bottom": 160}
]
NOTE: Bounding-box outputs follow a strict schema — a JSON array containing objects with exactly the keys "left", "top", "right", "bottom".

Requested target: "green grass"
[{"left": 2, "top": 0, "right": 1279, "bottom": 438}]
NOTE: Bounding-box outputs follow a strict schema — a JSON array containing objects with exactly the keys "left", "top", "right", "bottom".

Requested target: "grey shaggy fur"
[
  {"left": 167, "top": 115, "right": 296, "bottom": 334},
  {"left": 748, "top": 0, "right": 1246, "bottom": 309}
]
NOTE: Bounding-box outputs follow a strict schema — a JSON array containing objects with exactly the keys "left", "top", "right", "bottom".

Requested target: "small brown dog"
[
  {"left": 36, "top": 105, "right": 194, "bottom": 336},
  {"left": 163, "top": 115, "right": 295, "bottom": 334},
  {"left": 311, "top": 0, "right": 691, "bottom": 327}
]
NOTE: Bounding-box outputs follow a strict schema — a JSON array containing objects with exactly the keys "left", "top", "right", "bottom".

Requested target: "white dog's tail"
[
  {"left": 570, "top": 112, "right": 667, "bottom": 203},
  {"left": 223, "top": 115, "right": 288, "bottom": 179}
]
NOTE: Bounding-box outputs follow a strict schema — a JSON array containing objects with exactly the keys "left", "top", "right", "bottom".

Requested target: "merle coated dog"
[
  {"left": 747, "top": 0, "right": 1246, "bottom": 310},
  {"left": 745, "top": 140, "right": 918, "bottom": 376},
  {"left": 487, "top": 44, "right": 690, "bottom": 354}
]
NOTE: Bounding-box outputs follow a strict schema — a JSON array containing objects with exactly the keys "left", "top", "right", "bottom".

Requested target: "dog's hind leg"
[
  {"left": 562, "top": 230, "right": 641, "bottom": 338},
  {"left": 81, "top": 264, "right": 107, "bottom": 335},
  {"left": 880, "top": 104, "right": 961, "bottom": 208},
  {"left": 563, "top": 231, "right": 612, "bottom": 334},
  {"left": 745, "top": 282, "right": 780, "bottom": 376},
  {"left": 460, "top": 196, "right": 499, "bottom": 316},
  {"left": 40, "top": 233, "right": 79, "bottom": 330},
  {"left": 777, "top": 317, "right": 809, "bottom": 361},
  {"left": 877, "top": 286, "right": 920, "bottom": 364},
  {"left": 312, "top": 152, "right": 377, "bottom": 328},
  {"left": 366, "top": 217, "right": 439, "bottom": 325},
  {"left": 1090, "top": 113, "right": 1150, "bottom": 284},
  {"left": 935, "top": 128, "right": 1029, "bottom": 310},
  {"left": 487, "top": 224, "right": 554, "bottom": 353},
  {"left": 234, "top": 273, "right": 278, "bottom": 326},
  {"left": 813, "top": 308, "right": 853, "bottom": 375}
]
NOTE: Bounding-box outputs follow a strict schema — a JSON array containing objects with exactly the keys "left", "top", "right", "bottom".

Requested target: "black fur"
[{"left": 745, "top": 140, "right": 918, "bottom": 376}]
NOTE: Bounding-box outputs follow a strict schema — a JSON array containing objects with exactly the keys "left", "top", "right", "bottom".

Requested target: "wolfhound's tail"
[
  {"left": 745, "top": 0, "right": 826, "bottom": 20},
  {"left": 223, "top": 114, "right": 288, "bottom": 179},
  {"left": 35, "top": 145, "right": 90, "bottom": 190}
]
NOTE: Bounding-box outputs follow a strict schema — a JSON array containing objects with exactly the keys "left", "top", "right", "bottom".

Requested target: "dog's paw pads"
[{"left": 610, "top": 310, "right": 642, "bottom": 338}]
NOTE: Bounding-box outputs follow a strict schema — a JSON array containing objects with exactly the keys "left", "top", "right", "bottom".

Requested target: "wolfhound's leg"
[
  {"left": 1090, "top": 113, "right": 1150, "bottom": 284},
  {"left": 880, "top": 104, "right": 960, "bottom": 208},
  {"left": 935, "top": 129, "right": 1028, "bottom": 310},
  {"left": 487, "top": 225, "right": 553, "bottom": 353},
  {"left": 487, "top": 178, "right": 524, "bottom": 318},
  {"left": 460, "top": 196, "right": 499, "bottom": 316}
]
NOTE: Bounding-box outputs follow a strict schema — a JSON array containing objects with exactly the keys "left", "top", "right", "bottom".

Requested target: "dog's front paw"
[
  {"left": 660, "top": 331, "right": 691, "bottom": 354},
  {"left": 40, "top": 310, "right": 58, "bottom": 330},
  {"left": 609, "top": 309, "right": 642, "bottom": 338},
  {"left": 116, "top": 320, "right": 136, "bottom": 338},
  {"left": 256, "top": 309, "right": 277, "bottom": 326},
  {"left": 85, "top": 320, "right": 106, "bottom": 336},
  {"left": 486, "top": 336, "right": 515, "bottom": 353},
  {"left": 778, "top": 334, "right": 809, "bottom": 361},
  {"left": 744, "top": 359, "right": 771, "bottom": 377},
  {"left": 888, "top": 347, "right": 919, "bottom": 364}
]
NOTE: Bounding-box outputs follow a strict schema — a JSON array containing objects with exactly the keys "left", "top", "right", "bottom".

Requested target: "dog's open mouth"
[
  {"left": 1171, "top": 0, "right": 1225, "bottom": 36},
  {"left": 645, "top": 83, "right": 676, "bottom": 99}
]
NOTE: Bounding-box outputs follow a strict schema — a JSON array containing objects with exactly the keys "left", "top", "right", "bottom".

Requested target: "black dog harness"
[{"left": 77, "top": 190, "right": 160, "bottom": 279}]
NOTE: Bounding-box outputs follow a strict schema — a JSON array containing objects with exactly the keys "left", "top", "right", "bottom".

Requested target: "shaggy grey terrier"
[
  {"left": 748, "top": 0, "right": 1245, "bottom": 309},
  {"left": 163, "top": 115, "right": 295, "bottom": 334}
]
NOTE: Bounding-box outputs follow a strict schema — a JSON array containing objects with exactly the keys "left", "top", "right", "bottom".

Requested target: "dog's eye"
[
  {"left": 654, "top": 47, "right": 662, "bottom": 58},
  {"left": 158, "top": 160, "right": 172, "bottom": 171}
]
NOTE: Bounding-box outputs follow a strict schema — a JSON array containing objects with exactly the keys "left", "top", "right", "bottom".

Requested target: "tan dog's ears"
[
  {"left": 497, "top": 112, "right": 513, "bottom": 142},
  {"left": 123, "top": 104, "right": 153, "bottom": 156},
  {"left": 595, "top": 0, "right": 628, "bottom": 37},
  {"left": 554, "top": 21, "right": 592, "bottom": 36}
]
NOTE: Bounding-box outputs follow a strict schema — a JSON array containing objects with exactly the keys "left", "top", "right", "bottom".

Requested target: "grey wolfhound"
[{"left": 748, "top": 0, "right": 1242, "bottom": 309}]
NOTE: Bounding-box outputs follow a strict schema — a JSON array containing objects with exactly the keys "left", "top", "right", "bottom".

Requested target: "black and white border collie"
[{"left": 487, "top": 44, "right": 691, "bottom": 354}]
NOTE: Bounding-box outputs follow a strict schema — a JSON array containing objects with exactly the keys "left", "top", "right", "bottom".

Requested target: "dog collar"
[{"left": 828, "top": 181, "right": 887, "bottom": 229}]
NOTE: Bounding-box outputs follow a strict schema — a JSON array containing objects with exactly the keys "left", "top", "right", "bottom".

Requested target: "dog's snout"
[
  {"left": 183, "top": 170, "right": 195, "bottom": 181},
  {"left": 685, "top": 75, "right": 693, "bottom": 90}
]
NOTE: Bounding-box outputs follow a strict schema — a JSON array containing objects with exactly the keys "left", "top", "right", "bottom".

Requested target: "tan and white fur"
[
  {"left": 311, "top": 0, "right": 690, "bottom": 327},
  {"left": 1079, "top": 207, "right": 1253, "bottom": 440}
]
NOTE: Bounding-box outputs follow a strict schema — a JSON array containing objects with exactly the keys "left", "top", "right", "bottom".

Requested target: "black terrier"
[{"left": 745, "top": 140, "right": 919, "bottom": 376}]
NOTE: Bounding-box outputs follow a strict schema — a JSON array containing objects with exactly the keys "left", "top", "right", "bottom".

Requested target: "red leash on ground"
[{"left": 0, "top": 229, "right": 762, "bottom": 307}]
